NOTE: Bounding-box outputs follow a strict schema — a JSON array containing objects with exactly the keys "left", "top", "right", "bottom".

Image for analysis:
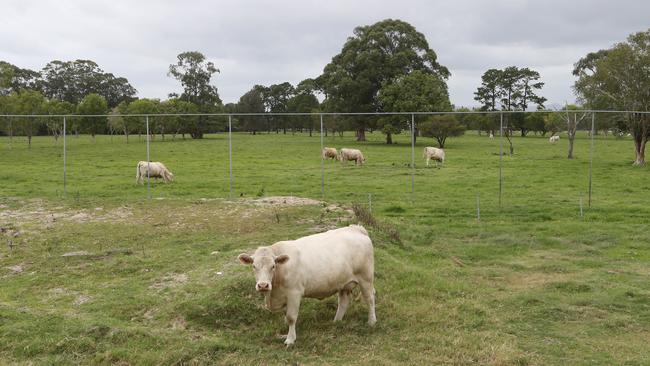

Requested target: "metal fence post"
[
  {"left": 499, "top": 113, "right": 503, "bottom": 208},
  {"left": 320, "top": 114, "right": 325, "bottom": 200},
  {"left": 146, "top": 115, "right": 150, "bottom": 200},
  {"left": 411, "top": 114, "right": 415, "bottom": 196},
  {"left": 63, "top": 116, "right": 67, "bottom": 197},
  {"left": 589, "top": 112, "right": 595, "bottom": 207},
  {"left": 228, "top": 115, "right": 233, "bottom": 200}
]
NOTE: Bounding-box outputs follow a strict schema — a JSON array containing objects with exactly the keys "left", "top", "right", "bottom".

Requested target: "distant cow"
[
  {"left": 322, "top": 147, "right": 338, "bottom": 160},
  {"left": 423, "top": 146, "right": 445, "bottom": 167},
  {"left": 135, "top": 161, "right": 173, "bottom": 184},
  {"left": 489, "top": 132, "right": 494, "bottom": 139},
  {"left": 339, "top": 148, "right": 365, "bottom": 165},
  {"left": 238, "top": 225, "right": 376, "bottom": 346},
  {"left": 549, "top": 135, "right": 560, "bottom": 143}
]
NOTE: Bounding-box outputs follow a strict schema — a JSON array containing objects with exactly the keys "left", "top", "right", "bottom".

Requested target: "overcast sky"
[{"left": 1, "top": 0, "right": 648, "bottom": 108}]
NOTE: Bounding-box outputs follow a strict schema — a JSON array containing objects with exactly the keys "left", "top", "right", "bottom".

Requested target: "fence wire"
[{"left": 0, "top": 111, "right": 645, "bottom": 221}]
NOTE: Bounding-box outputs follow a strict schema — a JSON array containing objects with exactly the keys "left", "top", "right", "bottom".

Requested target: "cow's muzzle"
[{"left": 256, "top": 282, "right": 271, "bottom": 292}]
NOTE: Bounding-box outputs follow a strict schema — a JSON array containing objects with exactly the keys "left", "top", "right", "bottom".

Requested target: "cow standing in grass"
[
  {"left": 423, "top": 146, "right": 445, "bottom": 167},
  {"left": 338, "top": 148, "right": 365, "bottom": 166},
  {"left": 238, "top": 225, "right": 376, "bottom": 346},
  {"left": 549, "top": 135, "right": 560, "bottom": 143},
  {"left": 135, "top": 161, "right": 174, "bottom": 184}
]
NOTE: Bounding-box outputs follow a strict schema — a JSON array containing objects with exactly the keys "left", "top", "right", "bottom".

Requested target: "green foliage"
[
  {"left": 45, "top": 100, "right": 75, "bottom": 139},
  {"left": 573, "top": 28, "right": 650, "bottom": 164},
  {"left": 39, "top": 59, "right": 136, "bottom": 107},
  {"left": 3, "top": 90, "right": 47, "bottom": 145},
  {"left": 378, "top": 70, "right": 451, "bottom": 143},
  {"left": 236, "top": 85, "right": 266, "bottom": 134},
  {"left": 318, "top": 19, "right": 449, "bottom": 140},
  {"left": 76, "top": 93, "right": 108, "bottom": 140},
  {"left": 159, "top": 98, "right": 199, "bottom": 139},
  {"left": 0, "top": 61, "right": 40, "bottom": 95},
  {"left": 420, "top": 115, "right": 465, "bottom": 148}
]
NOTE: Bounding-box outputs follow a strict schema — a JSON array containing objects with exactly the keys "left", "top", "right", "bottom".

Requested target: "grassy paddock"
[{"left": 1, "top": 130, "right": 649, "bottom": 365}]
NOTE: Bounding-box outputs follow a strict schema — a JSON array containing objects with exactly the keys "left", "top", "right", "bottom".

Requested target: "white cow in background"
[
  {"left": 338, "top": 148, "right": 365, "bottom": 165},
  {"left": 423, "top": 146, "right": 445, "bottom": 167},
  {"left": 549, "top": 135, "right": 560, "bottom": 143},
  {"left": 489, "top": 132, "right": 494, "bottom": 139},
  {"left": 238, "top": 225, "right": 376, "bottom": 346},
  {"left": 135, "top": 161, "right": 174, "bottom": 184}
]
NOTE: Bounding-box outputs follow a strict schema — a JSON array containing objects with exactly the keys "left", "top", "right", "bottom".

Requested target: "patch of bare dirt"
[
  {"left": 252, "top": 196, "right": 322, "bottom": 206},
  {"left": 149, "top": 273, "right": 189, "bottom": 291},
  {"left": 0, "top": 199, "right": 133, "bottom": 230}
]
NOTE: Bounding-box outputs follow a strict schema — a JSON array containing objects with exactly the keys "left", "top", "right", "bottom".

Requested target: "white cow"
[
  {"left": 135, "top": 161, "right": 174, "bottom": 184},
  {"left": 238, "top": 225, "right": 376, "bottom": 346},
  {"left": 322, "top": 147, "right": 338, "bottom": 160},
  {"left": 489, "top": 132, "right": 494, "bottom": 139},
  {"left": 338, "top": 148, "right": 365, "bottom": 165},
  {"left": 423, "top": 146, "right": 445, "bottom": 167},
  {"left": 549, "top": 135, "right": 560, "bottom": 143}
]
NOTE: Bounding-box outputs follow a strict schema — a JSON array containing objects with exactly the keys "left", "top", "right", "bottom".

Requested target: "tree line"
[{"left": 0, "top": 20, "right": 648, "bottom": 163}]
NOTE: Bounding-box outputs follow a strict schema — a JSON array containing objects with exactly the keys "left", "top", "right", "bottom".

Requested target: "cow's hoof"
[{"left": 284, "top": 339, "right": 295, "bottom": 347}]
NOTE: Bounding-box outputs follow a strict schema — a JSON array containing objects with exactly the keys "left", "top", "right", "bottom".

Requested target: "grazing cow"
[
  {"left": 338, "top": 148, "right": 365, "bottom": 165},
  {"left": 322, "top": 147, "right": 338, "bottom": 160},
  {"left": 549, "top": 135, "right": 560, "bottom": 143},
  {"left": 423, "top": 146, "right": 445, "bottom": 167},
  {"left": 135, "top": 161, "right": 173, "bottom": 184},
  {"left": 238, "top": 225, "right": 376, "bottom": 346},
  {"left": 489, "top": 132, "right": 494, "bottom": 139}
]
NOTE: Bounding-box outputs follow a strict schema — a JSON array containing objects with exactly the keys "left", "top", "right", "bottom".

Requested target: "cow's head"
[{"left": 238, "top": 248, "right": 289, "bottom": 292}]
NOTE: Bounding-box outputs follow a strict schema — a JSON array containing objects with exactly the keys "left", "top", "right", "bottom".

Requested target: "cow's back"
[{"left": 273, "top": 225, "right": 373, "bottom": 299}]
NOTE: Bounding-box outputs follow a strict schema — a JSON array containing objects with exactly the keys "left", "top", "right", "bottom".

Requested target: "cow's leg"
[
  {"left": 359, "top": 280, "right": 376, "bottom": 327},
  {"left": 334, "top": 289, "right": 352, "bottom": 322},
  {"left": 426, "top": 157, "right": 430, "bottom": 167},
  {"left": 284, "top": 293, "right": 302, "bottom": 346}
]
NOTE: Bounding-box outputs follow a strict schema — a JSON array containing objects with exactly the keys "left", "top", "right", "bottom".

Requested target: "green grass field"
[{"left": 1, "top": 130, "right": 649, "bottom": 365}]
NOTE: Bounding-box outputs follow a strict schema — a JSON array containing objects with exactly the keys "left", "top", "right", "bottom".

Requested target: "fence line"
[{"left": 4, "top": 110, "right": 643, "bottom": 218}]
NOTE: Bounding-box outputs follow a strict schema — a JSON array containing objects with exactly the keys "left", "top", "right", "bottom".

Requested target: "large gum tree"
[{"left": 317, "top": 19, "right": 450, "bottom": 141}]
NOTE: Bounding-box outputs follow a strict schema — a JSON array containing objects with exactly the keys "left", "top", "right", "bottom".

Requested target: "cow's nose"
[{"left": 257, "top": 282, "right": 270, "bottom": 291}]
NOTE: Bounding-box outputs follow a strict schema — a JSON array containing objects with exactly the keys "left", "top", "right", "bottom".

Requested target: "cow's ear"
[
  {"left": 274, "top": 254, "right": 290, "bottom": 265},
  {"left": 238, "top": 253, "right": 254, "bottom": 265}
]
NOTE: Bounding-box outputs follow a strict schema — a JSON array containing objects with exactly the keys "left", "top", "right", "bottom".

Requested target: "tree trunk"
[
  {"left": 28, "top": 135, "right": 32, "bottom": 148},
  {"left": 356, "top": 128, "right": 366, "bottom": 141},
  {"left": 386, "top": 132, "right": 392, "bottom": 144},
  {"left": 568, "top": 135, "right": 575, "bottom": 159},
  {"left": 633, "top": 136, "right": 647, "bottom": 165}
]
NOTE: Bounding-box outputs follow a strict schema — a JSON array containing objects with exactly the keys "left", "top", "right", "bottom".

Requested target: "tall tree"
[
  {"left": 263, "top": 82, "right": 295, "bottom": 134},
  {"left": 287, "top": 83, "right": 320, "bottom": 136},
  {"left": 573, "top": 29, "right": 650, "bottom": 165},
  {"left": 76, "top": 93, "right": 108, "bottom": 142},
  {"left": 7, "top": 90, "right": 47, "bottom": 147},
  {"left": 474, "top": 69, "right": 503, "bottom": 112},
  {"left": 168, "top": 51, "right": 222, "bottom": 139},
  {"left": 318, "top": 19, "right": 450, "bottom": 141},
  {"left": 236, "top": 85, "right": 266, "bottom": 134}
]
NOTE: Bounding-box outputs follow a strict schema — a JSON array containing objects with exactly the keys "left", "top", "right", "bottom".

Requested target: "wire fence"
[{"left": 1, "top": 110, "right": 647, "bottom": 221}]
